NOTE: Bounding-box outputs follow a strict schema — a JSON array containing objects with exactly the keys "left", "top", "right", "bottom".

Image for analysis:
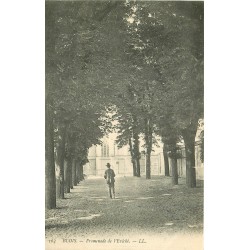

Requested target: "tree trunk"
[
  {"left": 128, "top": 137, "right": 137, "bottom": 176},
  {"left": 45, "top": 97, "right": 56, "bottom": 209},
  {"left": 72, "top": 159, "right": 77, "bottom": 186},
  {"left": 170, "top": 157, "right": 178, "bottom": 185},
  {"left": 133, "top": 131, "right": 141, "bottom": 177},
  {"left": 163, "top": 142, "right": 170, "bottom": 176},
  {"left": 136, "top": 157, "right": 141, "bottom": 177},
  {"left": 145, "top": 153, "right": 151, "bottom": 179},
  {"left": 70, "top": 159, "right": 73, "bottom": 189},
  {"left": 185, "top": 141, "right": 196, "bottom": 188},
  {"left": 132, "top": 160, "right": 137, "bottom": 177},
  {"left": 55, "top": 125, "right": 67, "bottom": 199},
  {"left": 182, "top": 127, "right": 197, "bottom": 188},
  {"left": 55, "top": 163, "right": 60, "bottom": 198},
  {"left": 144, "top": 118, "right": 152, "bottom": 179},
  {"left": 64, "top": 158, "right": 71, "bottom": 193},
  {"left": 79, "top": 164, "right": 83, "bottom": 181},
  {"left": 76, "top": 161, "right": 79, "bottom": 183},
  {"left": 72, "top": 159, "right": 76, "bottom": 187},
  {"left": 64, "top": 160, "right": 69, "bottom": 193},
  {"left": 76, "top": 161, "right": 82, "bottom": 183}
]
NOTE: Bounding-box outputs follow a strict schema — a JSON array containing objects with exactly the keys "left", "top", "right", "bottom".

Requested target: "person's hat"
[{"left": 106, "top": 163, "right": 111, "bottom": 167}]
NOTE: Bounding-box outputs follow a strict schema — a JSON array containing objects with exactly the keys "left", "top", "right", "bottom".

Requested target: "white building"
[
  {"left": 83, "top": 133, "right": 165, "bottom": 177},
  {"left": 84, "top": 130, "right": 204, "bottom": 180}
]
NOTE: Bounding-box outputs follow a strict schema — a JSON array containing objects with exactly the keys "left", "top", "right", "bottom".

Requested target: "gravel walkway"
[{"left": 46, "top": 175, "right": 203, "bottom": 250}]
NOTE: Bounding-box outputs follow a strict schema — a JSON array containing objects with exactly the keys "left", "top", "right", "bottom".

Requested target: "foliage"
[
  {"left": 46, "top": 1, "right": 118, "bottom": 165},
  {"left": 46, "top": 1, "right": 204, "bottom": 183}
]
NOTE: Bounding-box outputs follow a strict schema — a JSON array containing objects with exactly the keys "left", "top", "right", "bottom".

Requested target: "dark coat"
[{"left": 104, "top": 168, "right": 115, "bottom": 184}]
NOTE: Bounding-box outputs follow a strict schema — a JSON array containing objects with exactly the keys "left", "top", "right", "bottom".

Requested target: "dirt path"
[{"left": 46, "top": 176, "right": 203, "bottom": 249}]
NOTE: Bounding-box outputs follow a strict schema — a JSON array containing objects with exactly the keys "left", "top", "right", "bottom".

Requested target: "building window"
[{"left": 101, "top": 143, "right": 109, "bottom": 157}]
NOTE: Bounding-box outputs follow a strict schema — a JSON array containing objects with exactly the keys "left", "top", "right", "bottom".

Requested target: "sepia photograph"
[
  {"left": 45, "top": 0, "right": 204, "bottom": 249},
  {"left": 3, "top": 1, "right": 250, "bottom": 250}
]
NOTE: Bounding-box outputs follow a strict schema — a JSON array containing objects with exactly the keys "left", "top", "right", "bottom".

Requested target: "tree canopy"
[{"left": 45, "top": 0, "right": 204, "bottom": 207}]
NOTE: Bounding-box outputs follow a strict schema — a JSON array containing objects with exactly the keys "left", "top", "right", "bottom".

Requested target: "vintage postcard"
[{"left": 45, "top": 1, "right": 204, "bottom": 249}]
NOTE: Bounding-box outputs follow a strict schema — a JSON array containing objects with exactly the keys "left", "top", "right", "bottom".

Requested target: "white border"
[{"left": 1, "top": 1, "right": 250, "bottom": 250}]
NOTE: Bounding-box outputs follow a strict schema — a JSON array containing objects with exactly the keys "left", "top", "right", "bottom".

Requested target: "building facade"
[
  {"left": 83, "top": 131, "right": 204, "bottom": 180},
  {"left": 83, "top": 133, "right": 165, "bottom": 177}
]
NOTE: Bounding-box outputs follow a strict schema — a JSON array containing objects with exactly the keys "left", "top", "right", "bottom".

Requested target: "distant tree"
[
  {"left": 155, "top": 115, "right": 182, "bottom": 184},
  {"left": 114, "top": 108, "right": 141, "bottom": 177},
  {"left": 200, "top": 130, "right": 204, "bottom": 163}
]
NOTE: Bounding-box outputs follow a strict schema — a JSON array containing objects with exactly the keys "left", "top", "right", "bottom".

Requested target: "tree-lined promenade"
[
  {"left": 46, "top": 176, "right": 203, "bottom": 238},
  {"left": 46, "top": 1, "right": 204, "bottom": 209}
]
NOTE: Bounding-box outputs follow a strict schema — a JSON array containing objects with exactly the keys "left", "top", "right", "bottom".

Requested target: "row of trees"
[
  {"left": 122, "top": 1, "right": 203, "bottom": 187},
  {"left": 45, "top": 1, "right": 204, "bottom": 209},
  {"left": 45, "top": 1, "right": 119, "bottom": 209},
  {"left": 85, "top": 1, "right": 204, "bottom": 184}
]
